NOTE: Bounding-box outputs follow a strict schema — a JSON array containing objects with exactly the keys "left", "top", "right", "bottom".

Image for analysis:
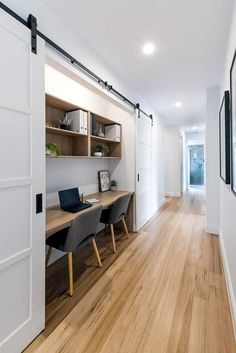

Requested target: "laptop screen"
[{"left": 58, "top": 188, "right": 80, "bottom": 209}]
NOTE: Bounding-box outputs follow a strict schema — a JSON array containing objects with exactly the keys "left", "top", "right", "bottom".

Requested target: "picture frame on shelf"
[
  {"left": 219, "top": 90, "right": 230, "bottom": 184},
  {"left": 98, "top": 170, "right": 110, "bottom": 192},
  {"left": 230, "top": 51, "right": 236, "bottom": 195}
]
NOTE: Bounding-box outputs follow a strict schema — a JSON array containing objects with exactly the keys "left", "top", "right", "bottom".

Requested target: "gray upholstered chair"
[
  {"left": 100, "top": 194, "right": 131, "bottom": 253},
  {"left": 46, "top": 205, "right": 103, "bottom": 296}
]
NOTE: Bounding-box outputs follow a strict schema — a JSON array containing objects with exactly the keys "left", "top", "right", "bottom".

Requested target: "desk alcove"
[{"left": 37, "top": 190, "right": 135, "bottom": 343}]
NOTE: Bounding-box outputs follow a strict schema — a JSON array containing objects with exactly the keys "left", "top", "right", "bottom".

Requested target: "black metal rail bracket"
[
  {"left": 27, "top": 14, "right": 37, "bottom": 54},
  {"left": 150, "top": 114, "right": 153, "bottom": 126}
]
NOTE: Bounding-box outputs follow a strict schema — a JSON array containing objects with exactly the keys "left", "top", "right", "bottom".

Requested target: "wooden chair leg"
[
  {"left": 46, "top": 246, "right": 52, "bottom": 267},
  {"left": 68, "top": 252, "right": 74, "bottom": 296},
  {"left": 91, "top": 238, "right": 102, "bottom": 268},
  {"left": 122, "top": 218, "right": 129, "bottom": 238},
  {"left": 110, "top": 224, "right": 116, "bottom": 253}
]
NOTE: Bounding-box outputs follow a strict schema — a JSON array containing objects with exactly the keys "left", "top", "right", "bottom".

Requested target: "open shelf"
[
  {"left": 46, "top": 156, "right": 120, "bottom": 159},
  {"left": 45, "top": 94, "right": 122, "bottom": 159},
  {"left": 90, "top": 135, "right": 120, "bottom": 144},
  {"left": 46, "top": 126, "right": 87, "bottom": 137}
]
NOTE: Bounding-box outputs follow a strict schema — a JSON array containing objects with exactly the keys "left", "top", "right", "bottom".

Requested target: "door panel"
[
  {"left": 136, "top": 111, "right": 153, "bottom": 230},
  {"left": 0, "top": 9, "right": 45, "bottom": 353},
  {"left": 0, "top": 108, "right": 31, "bottom": 179},
  {"left": 1, "top": 257, "right": 30, "bottom": 345},
  {"left": 0, "top": 20, "right": 30, "bottom": 110},
  {"left": 0, "top": 186, "right": 31, "bottom": 262}
]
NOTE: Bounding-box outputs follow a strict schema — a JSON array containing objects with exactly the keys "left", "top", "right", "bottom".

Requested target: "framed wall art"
[
  {"left": 219, "top": 90, "right": 230, "bottom": 184},
  {"left": 230, "top": 51, "right": 236, "bottom": 194},
  {"left": 98, "top": 170, "right": 110, "bottom": 192}
]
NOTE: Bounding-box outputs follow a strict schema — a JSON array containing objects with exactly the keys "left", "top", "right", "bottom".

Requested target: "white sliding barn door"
[
  {"left": 136, "top": 110, "right": 153, "bottom": 231},
  {"left": 0, "top": 10, "right": 45, "bottom": 353}
]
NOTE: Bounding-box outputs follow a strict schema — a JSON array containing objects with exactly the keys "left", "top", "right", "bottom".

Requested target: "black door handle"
[{"left": 36, "top": 193, "right": 43, "bottom": 214}]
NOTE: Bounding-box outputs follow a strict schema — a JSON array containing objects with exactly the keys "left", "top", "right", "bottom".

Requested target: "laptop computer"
[{"left": 58, "top": 187, "right": 92, "bottom": 213}]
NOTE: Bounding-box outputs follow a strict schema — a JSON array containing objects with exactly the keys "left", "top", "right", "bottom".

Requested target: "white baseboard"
[
  {"left": 219, "top": 231, "right": 236, "bottom": 341},
  {"left": 205, "top": 226, "right": 219, "bottom": 235},
  {"left": 165, "top": 191, "right": 181, "bottom": 197}
]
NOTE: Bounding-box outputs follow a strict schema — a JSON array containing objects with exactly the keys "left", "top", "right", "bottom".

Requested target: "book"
[
  {"left": 69, "top": 110, "right": 84, "bottom": 133},
  {"left": 105, "top": 124, "right": 121, "bottom": 141},
  {"left": 83, "top": 111, "right": 88, "bottom": 135}
]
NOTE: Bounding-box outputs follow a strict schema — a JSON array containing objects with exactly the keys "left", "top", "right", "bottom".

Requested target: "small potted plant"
[
  {"left": 58, "top": 115, "right": 73, "bottom": 130},
  {"left": 93, "top": 144, "right": 103, "bottom": 157},
  {"left": 46, "top": 143, "right": 61, "bottom": 157},
  {"left": 110, "top": 180, "right": 118, "bottom": 191}
]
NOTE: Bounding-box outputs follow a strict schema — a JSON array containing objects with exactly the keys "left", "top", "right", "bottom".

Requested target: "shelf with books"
[
  {"left": 90, "top": 113, "right": 122, "bottom": 158},
  {"left": 45, "top": 94, "right": 122, "bottom": 159},
  {"left": 46, "top": 94, "right": 89, "bottom": 157}
]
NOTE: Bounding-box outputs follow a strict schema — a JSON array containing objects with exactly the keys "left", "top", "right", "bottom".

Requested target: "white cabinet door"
[
  {"left": 136, "top": 111, "right": 153, "bottom": 231},
  {"left": 0, "top": 9, "right": 45, "bottom": 353}
]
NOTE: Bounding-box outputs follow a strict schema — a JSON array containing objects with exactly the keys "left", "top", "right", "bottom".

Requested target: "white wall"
[
  {"left": 186, "top": 131, "right": 205, "bottom": 146},
  {"left": 155, "top": 121, "right": 166, "bottom": 208},
  {"left": 219, "top": 0, "right": 236, "bottom": 336},
  {"left": 180, "top": 130, "right": 187, "bottom": 192},
  {"left": 205, "top": 87, "right": 220, "bottom": 234},
  {"left": 164, "top": 126, "right": 181, "bottom": 197}
]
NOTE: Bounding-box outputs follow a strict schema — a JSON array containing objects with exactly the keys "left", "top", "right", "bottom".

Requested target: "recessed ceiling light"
[
  {"left": 142, "top": 42, "right": 156, "bottom": 55},
  {"left": 192, "top": 126, "right": 197, "bottom": 130},
  {"left": 174, "top": 101, "right": 183, "bottom": 108}
]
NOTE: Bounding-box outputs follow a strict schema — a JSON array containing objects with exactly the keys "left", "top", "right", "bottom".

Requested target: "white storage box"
[
  {"left": 67, "top": 110, "right": 85, "bottom": 134},
  {"left": 105, "top": 124, "right": 121, "bottom": 141}
]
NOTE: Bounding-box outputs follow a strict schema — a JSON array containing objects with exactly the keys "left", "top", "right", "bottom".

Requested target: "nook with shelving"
[{"left": 45, "top": 94, "right": 122, "bottom": 159}]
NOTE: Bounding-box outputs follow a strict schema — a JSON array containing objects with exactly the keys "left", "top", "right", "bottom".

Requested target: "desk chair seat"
[
  {"left": 100, "top": 194, "right": 131, "bottom": 253},
  {"left": 46, "top": 206, "right": 103, "bottom": 296}
]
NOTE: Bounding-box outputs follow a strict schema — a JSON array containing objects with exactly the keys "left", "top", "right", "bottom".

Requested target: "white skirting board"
[
  {"left": 165, "top": 191, "right": 181, "bottom": 197},
  {"left": 219, "top": 231, "right": 236, "bottom": 341},
  {"left": 205, "top": 226, "right": 219, "bottom": 235}
]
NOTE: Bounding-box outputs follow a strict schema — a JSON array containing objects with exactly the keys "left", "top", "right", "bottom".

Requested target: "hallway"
[{"left": 28, "top": 189, "right": 235, "bottom": 353}]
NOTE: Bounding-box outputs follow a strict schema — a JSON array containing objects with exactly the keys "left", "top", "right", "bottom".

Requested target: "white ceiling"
[{"left": 41, "top": 0, "right": 233, "bottom": 125}]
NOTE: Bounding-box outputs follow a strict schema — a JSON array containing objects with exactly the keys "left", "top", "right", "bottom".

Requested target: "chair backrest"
[
  {"left": 108, "top": 194, "right": 131, "bottom": 224},
  {"left": 64, "top": 205, "right": 102, "bottom": 252}
]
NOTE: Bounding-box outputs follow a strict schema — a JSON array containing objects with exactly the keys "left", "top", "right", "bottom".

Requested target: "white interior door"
[
  {"left": 0, "top": 10, "right": 45, "bottom": 353},
  {"left": 136, "top": 110, "right": 153, "bottom": 231}
]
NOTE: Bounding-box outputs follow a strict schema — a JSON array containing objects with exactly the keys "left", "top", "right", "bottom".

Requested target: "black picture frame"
[
  {"left": 219, "top": 90, "right": 230, "bottom": 184},
  {"left": 230, "top": 51, "right": 236, "bottom": 195},
  {"left": 98, "top": 170, "right": 110, "bottom": 192}
]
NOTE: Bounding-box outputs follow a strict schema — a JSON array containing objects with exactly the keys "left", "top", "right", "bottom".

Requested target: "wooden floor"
[{"left": 26, "top": 188, "right": 236, "bottom": 353}]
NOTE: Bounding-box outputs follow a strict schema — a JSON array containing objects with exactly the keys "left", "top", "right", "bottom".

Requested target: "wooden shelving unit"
[
  {"left": 45, "top": 94, "right": 122, "bottom": 159},
  {"left": 90, "top": 135, "right": 120, "bottom": 144},
  {"left": 46, "top": 126, "right": 86, "bottom": 138}
]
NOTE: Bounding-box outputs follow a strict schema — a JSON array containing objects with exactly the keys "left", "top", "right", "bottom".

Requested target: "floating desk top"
[{"left": 46, "top": 190, "right": 133, "bottom": 237}]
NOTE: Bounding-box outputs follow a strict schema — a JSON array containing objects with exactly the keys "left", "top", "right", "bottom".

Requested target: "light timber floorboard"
[{"left": 25, "top": 187, "right": 236, "bottom": 353}]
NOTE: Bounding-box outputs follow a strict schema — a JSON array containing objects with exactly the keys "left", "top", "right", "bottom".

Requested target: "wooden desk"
[{"left": 46, "top": 190, "right": 134, "bottom": 237}]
